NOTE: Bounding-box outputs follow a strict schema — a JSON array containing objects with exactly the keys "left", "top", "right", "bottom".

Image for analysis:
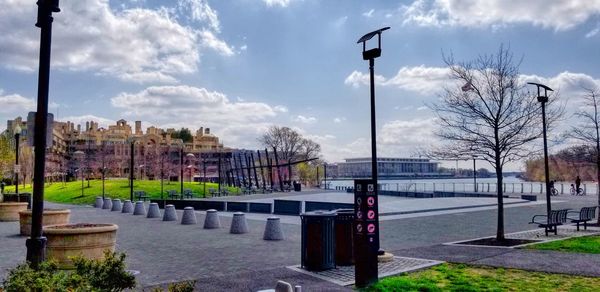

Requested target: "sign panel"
[
  {"left": 353, "top": 179, "right": 379, "bottom": 287},
  {"left": 26, "top": 112, "right": 54, "bottom": 148}
]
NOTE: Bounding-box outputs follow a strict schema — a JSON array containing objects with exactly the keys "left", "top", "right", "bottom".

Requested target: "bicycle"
[
  {"left": 550, "top": 187, "right": 559, "bottom": 196},
  {"left": 570, "top": 186, "right": 585, "bottom": 196}
]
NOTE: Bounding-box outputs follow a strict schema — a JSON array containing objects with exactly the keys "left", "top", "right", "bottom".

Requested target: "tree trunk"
[{"left": 496, "top": 156, "right": 505, "bottom": 241}]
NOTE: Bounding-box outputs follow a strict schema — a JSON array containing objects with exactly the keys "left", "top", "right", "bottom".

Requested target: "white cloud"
[
  {"left": 0, "top": 91, "right": 36, "bottom": 114},
  {"left": 345, "top": 66, "right": 450, "bottom": 95},
  {"left": 519, "top": 71, "right": 600, "bottom": 99},
  {"left": 585, "top": 23, "right": 600, "bottom": 38},
  {"left": 110, "top": 85, "right": 288, "bottom": 148},
  {"left": 0, "top": 0, "right": 232, "bottom": 83},
  {"left": 178, "top": 0, "right": 220, "bottom": 32},
  {"left": 293, "top": 115, "right": 317, "bottom": 124},
  {"left": 333, "top": 16, "right": 349, "bottom": 28},
  {"left": 400, "top": 0, "right": 600, "bottom": 31},
  {"left": 379, "top": 118, "right": 438, "bottom": 153},
  {"left": 263, "top": 0, "right": 295, "bottom": 7},
  {"left": 362, "top": 9, "right": 375, "bottom": 18},
  {"left": 333, "top": 117, "right": 346, "bottom": 123},
  {"left": 59, "top": 115, "right": 116, "bottom": 129}
]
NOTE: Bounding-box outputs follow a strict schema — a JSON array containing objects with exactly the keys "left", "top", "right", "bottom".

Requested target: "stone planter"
[
  {"left": 0, "top": 202, "right": 29, "bottom": 222},
  {"left": 43, "top": 223, "right": 118, "bottom": 269},
  {"left": 19, "top": 209, "right": 71, "bottom": 236}
]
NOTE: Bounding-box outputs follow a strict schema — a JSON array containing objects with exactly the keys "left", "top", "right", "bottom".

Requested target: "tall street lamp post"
[
  {"left": 27, "top": 0, "right": 60, "bottom": 268},
  {"left": 74, "top": 151, "right": 85, "bottom": 197},
  {"left": 14, "top": 125, "right": 21, "bottom": 201},
  {"left": 473, "top": 156, "right": 478, "bottom": 192},
  {"left": 355, "top": 26, "right": 390, "bottom": 287},
  {"left": 129, "top": 139, "right": 136, "bottom": 202},
  {"left": 528, "top": 82, "right": 554, "bottom": 223}
]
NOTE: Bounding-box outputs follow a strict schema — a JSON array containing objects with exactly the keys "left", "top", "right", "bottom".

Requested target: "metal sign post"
[{"left": 353, "top": 179, "right": 379, "bottom": 287}]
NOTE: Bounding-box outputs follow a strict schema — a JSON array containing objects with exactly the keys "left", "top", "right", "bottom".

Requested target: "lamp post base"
[{"left": 26, "top": 236, "right": 47, "bottom": 267}]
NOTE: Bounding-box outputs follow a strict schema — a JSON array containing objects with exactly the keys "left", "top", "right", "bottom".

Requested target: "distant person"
[
  {"left": 549, "top": 180, "right": 556, "bottom": 195},
  {"left": 575, "top": 176, "right": 581, "bottom": 195},
  {"left": 0, "top": 181, "right": 4, "bottom": 194}
]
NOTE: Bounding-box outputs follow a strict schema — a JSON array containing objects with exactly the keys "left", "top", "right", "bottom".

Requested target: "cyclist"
[
  {"left": 549, "top": 180, "right": 558, "bottom": 196},
  {"left": 575, "top": 176, "right": 581, "bottom": 195}
]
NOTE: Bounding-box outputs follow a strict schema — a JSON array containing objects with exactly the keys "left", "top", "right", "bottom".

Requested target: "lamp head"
[
  {"left": 14, "top": 124, "right": 22, "bottom": 135},
  {"left": 527, "top": 82, "right": 553, "bottom": 103},
  {"left": 357, "top": 27, "right": 390, "bottom": 60}
]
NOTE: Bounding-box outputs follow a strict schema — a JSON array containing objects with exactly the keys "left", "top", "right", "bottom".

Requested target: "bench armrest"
[{"left": 530, "top": 214, "right": 547, "bottom": 224}]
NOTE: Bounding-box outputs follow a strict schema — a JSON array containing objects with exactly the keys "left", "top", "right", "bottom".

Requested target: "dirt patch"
[{"left": 454, "top": 237, "right": 540, "bottom": 247}]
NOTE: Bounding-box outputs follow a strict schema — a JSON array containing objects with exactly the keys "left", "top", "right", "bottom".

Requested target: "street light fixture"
[
  {"left": 128, "top": 138, "right": 137, "bottom": 202},
  {"left": 355, "top": 26, "right": 390, "bottom": 287},
  {"left": 73, "top": 150, "right": 85, "bottom": 198},
  {"left": 528, "top": 82, "right": 554, "bottom": 224},
  {"left": 13, "top": 124, "right": 22, "bottom": 201}
]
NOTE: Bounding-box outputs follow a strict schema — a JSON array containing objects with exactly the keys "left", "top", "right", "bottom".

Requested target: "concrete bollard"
[
  {"left": 203, "top": 209, "right": 221, "bottom": 229},
  {"left": 111, "top": 199, "right": 122, "bottom": 212},
  {"left": 263, "top": 217, "right": 284, "bottom": 241},
  {"left": 181, "top": 207, "right": 197, "bottom": 225},
  {"left": 102, "top": 198, "right": 112, "bottom": 210},
  {"left": 147, "top": 203, "right": 161, "bottom": 218},
  {"left": 122, "top": 200, "right": 133, "bottom": 213},
  {"left": 133, "top": 201, "right": 146, "bottom": 216},
  {"left": 162, "top": 204, "right": 178, "bottom": 221},
  {"left": 229, "top": 212, "right": 248, "bottom": 234},
  {"left": 94, "top": 197, "right": 103, "bottom": 208}
]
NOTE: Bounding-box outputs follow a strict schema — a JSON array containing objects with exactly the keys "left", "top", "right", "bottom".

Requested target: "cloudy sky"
[{"left": 1, "top": 0, "right": 600, "bottom": 171}]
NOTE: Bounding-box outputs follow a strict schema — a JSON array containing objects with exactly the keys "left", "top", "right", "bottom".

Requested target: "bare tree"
[
  {"left": 431, "top": 45, "right": 561, "bottom": 241},
  {"left": 568, "top": 87, "right": 600, "bottom": 223},
  {"left": 258, "top": 126, "right": 304, "bottom": 161},
  {"left": 299, "top": 138, "right": 321, "bottom": 160}
]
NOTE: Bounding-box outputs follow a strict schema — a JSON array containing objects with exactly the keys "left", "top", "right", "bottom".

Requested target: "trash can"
[
  {"left": 294, "top": 182, "right": 302, "bottom": 192},
  {"left": 300, "top": 210, "right": 336, "bottom": 271},
  {"left": 334, "top": 209, "right": 355, "bottom": 265}
]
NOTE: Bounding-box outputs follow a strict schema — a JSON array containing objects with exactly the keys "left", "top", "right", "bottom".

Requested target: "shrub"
[{"left": 2, "top": 251, "right": 136, "bottom": 292}]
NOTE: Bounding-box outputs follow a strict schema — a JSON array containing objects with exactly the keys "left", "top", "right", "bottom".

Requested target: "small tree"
[
  {"left": 568, "top": 87, "right": 600, "bottom": 223},
  {"left": 431, "top": 45, "right": 561, "bottom": 240},
  {"left": 0, "top": 135, "right": 15, "bottom": 181}
]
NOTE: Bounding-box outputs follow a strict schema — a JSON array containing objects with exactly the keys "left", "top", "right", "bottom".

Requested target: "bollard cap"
[
  {"left": 207, "top": 209, "right": 217, "bottom": 213},
  {"left": 233, "top": 212, "right": 245, "bottom": 216},
  {"left": 184, "top": 206, "right": 194, "bottom": 210},
  {"left": 267, "top": 217, "right": 280, "bottom": 221}
]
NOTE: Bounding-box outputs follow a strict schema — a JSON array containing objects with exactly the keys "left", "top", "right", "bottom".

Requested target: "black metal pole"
[
  {"left": 101, "top": 143, "right": 105, "bottom": 199},
  {"left": 324, "top": 163, "right": 328, "bottom": 189},
  {"left": 161, "top": 147, "right": 164, "bottom": 200},
  {"left": 180, "top": 148, "right": 184, "bottom": 194},
  {"left": 244, "top": 153, "right": 253, "bottom": 187},
  {"left": 130, "top": 141, "right": 134, "bottom": 201},
  {"left": 257, "top": 150, "right": 266, "bottom": 191},
  {"left": 217, "top": 152, "right": 222, "bottom": 194},
  {"left": 473, "top": 157, "right": 477, "bottom": 192},
  {"left": 203, "top": 158, "right": 207, "bottom": 196},
  {"left": 273, "top": 147, "right": 284, "bottom": 191},
  {"left": 266, "top": 149, "right": 274, "bottom": 189},
  {"left": 541, "top": 99, "right": 552, "bottom": 223},
  {"left": 15, "top": 131, "right": 20, "bottom": 201},
  {"left": 251, "top": 152, "right": 259, "bottom": 188},
  {"left": 316, "top": 165, "right": 319, "bottom": 188},
  {"left": 368, "top": 57, "right": 381, "bottom": 252},
  {"left": 27, "top": 0, "right": 60, "bottom": 268},
  {"left": 238, "top": 154, "right": 246, "bottom": 187}
]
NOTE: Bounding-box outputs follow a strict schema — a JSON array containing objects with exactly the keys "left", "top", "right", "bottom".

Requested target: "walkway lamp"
[
  {"left": 13, "top": 124, "right": 22, "bottom": 200},
  {"left": 528, "top": 82, "right": 553, "bottom": 223},
  {"left": 74, "top": 150, "right": 85, "bottom": 197},
  {"left": 355, "top": 26, "right": 390, "bottom": 287},
  {"left": 128, "top": 138, "right": 138, "bottom": 202}
]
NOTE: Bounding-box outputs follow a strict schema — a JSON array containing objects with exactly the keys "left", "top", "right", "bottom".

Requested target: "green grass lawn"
[
  {"left": 365, "top": 263, "right": 600, "bottom": 292},
  {"left": 525, "top": 235, "right": 600, "bottom": 254},
  {"left": 3, "top": 179, "right": 239, "bottom": 205}
]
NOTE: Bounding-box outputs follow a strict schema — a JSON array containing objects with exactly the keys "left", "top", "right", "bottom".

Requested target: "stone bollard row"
[
  {"left": 133, "top": 201, "right": 146, "bottom": 216},
  {"left": 122, "top": 200, "right": 133, "bottom": 213},
  {"left": 111, "top": 199, "right": 122, "bottom": 212},
  {"left": 94, "top": 197, "right": 103, "bottom": 208},
  {"left": 102, "top": 198, "right": 112, "bottom": 210},
  {"left": 147, "top": 203, "right": 161, "bottom": 218},
  {"left": 181, "top": 207, "right": 197, "bottom": 225},
  {"left": 229, "top": 212, "right": 248, "bottom": 234},
  {"left": 162, "top": 204, "right": 178, "bottom": 221},
  {"left": 263, "top": 217, "right": 284, "bottom": 241},
  {"left": 203, "top": 209, "right": 221, "bottom": 229}
]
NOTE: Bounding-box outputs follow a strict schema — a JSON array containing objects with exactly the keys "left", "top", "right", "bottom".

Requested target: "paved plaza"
[{"left": 1, "top": 190, "right": 599, "bottom": 290}]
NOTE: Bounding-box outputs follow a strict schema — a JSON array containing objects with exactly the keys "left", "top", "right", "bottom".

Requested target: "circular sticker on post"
[
  {"left": 367, "top": 196, "right": 375, "bottom": 206},
  {"left": 368, "top": 184, "right": 374, "bottom": 192},
  {"left": 367, "top": 210, "right": 375, "bottom": 219},
  {"left": 356, "top": 197, "right": 362, "bottom": 205},
  {"left": 356, "top": 211, "right": 363, "bottom": 219},
  {"left": 356, "top": 224, "right": 363, "bottom": 233},
  {"left": 367, "top": 223, "right": 375, "bottom": 233}
]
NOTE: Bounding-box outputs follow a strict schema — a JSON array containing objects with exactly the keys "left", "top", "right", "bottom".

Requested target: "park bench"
[
  {"left": 568, "top": 206, "right": 598, "bottom": 231},
  {"left": 183, "top": 189, "right": 194, "bottom": 199},
  {"left": 134, "top": 190, "right": 149, "bottom": 201},
  {"left": 222, "top": 189, "right": 230, "bottom": 196},
  {"left": 208, "top": 188, "right": 218, "bottom": 197},
  {"left": 166, "top": 190, "right": 180, "bottom": 200},
  {"left": 530, "top": 209, "right": 569, "bottom": 236}
]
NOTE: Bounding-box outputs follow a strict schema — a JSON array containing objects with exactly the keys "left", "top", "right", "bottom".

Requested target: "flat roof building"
[{"left": 336, "top": 157, "right": 442, "bottom": 178}]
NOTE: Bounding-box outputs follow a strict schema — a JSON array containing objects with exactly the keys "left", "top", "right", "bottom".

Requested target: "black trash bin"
[
  {"left": 334, "top": 209, "right": 355, "bottom": 265},
  {"left": 294, "top": 182, "right": 301, "bottom": 192},
  {"left": 300, "top": 210, "right": 336, "bottom": 271}
]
